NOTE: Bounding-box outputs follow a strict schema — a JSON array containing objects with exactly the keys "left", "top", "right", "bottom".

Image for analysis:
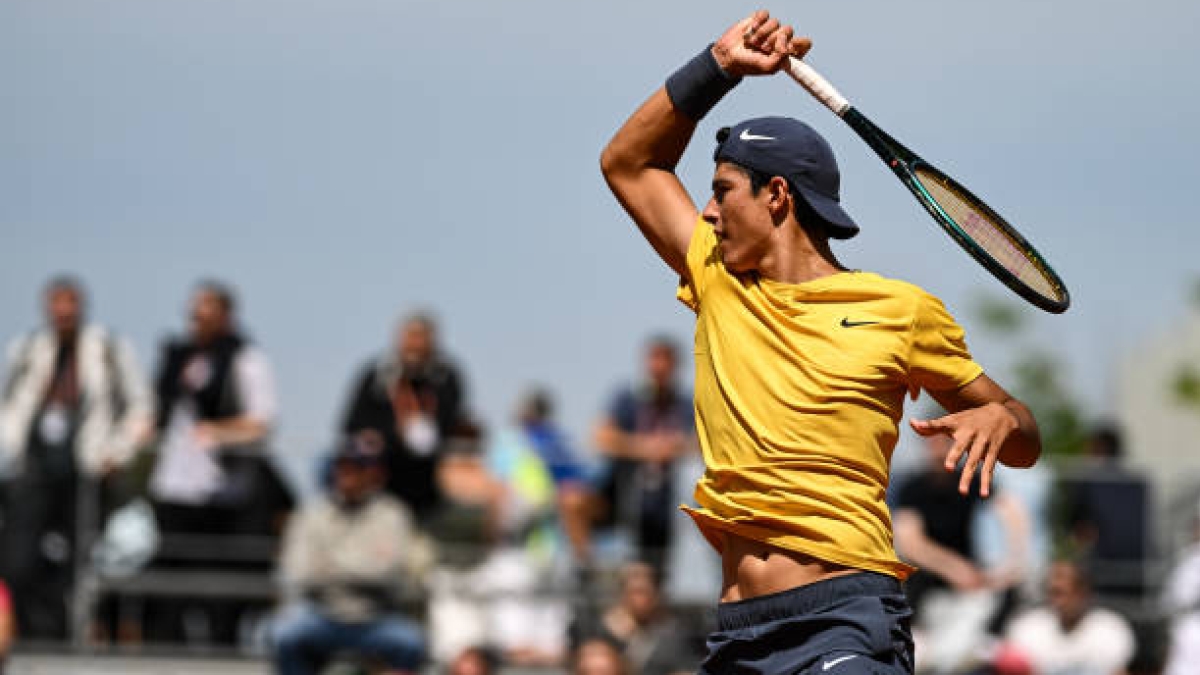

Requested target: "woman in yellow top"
[{"left": 600, "top": 10, "right": 1041, "bottom": 675}]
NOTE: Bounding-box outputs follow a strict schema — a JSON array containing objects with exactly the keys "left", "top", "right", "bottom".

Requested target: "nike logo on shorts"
[{"left": 822, "top": 654, "right": 858, "bottom": 671}]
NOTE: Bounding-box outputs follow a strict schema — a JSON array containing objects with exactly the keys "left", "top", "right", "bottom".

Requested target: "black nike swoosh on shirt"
[{"left": 840, "top": 318, "right": 880, "bottom": 328}]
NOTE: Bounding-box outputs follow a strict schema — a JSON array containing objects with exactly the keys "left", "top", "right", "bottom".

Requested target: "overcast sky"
[{"left": 4, "top": 0, "right": 1198, "bottom": 490}]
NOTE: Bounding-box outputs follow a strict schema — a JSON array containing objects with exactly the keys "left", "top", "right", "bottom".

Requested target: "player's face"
[{"left": 703, "top": 162, "right": 777, "bottom": 273}]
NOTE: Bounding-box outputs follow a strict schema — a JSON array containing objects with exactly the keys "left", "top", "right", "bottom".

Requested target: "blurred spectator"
[
  {"left": 0, "top": 579, "right": 12, "bottom": 671},
  {"left": 515, "top": 387, "right": 595, "bottom": 566},
  {"left": 340, "top": 311, "right": 467, "bottom": 518},
  {"left": 145, "top": 281, "right": 292, "bottom": 645},
  {"left": 428, "top": 411, "right": 571, "bottom": 667},
  {"left": 149, "top": 280, "right": 286, "bottom": 535},
  {"left": 999, "top": 559, "right": 1135, "bottom": 675},
  {"left": 571, "top": 562, "right": 703, "bottom": 675},
  {"left": 1160, "top": 501, "right": 1200, "bottom": 675},
  {"left": 573, "top": 636, "right": 631, "bottom": 675},
  {"left": 893, "top": 429, "right": 1029, "bottom": 674},
  {"left": 273, "top": 431, "right": 431, "bottom": 675},
  {"left": 0, "top": 276, "right": 153, "bottom": 640},
  {"left": 444, "top": 645, "right": 501, "bottom": 675},
  {"left": 1058, "top": 423, "right": 1152, "bottom": 595},
  {"left": 593, "top": 335, "right": 694, "bottom": 573}
]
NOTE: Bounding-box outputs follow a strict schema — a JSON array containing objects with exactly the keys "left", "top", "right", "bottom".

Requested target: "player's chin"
[{"left": 721, "top": 250, "right": 750, "bottom": 273}]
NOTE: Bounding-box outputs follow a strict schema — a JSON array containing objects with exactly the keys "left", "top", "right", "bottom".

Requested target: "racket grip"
[{"left": 784, "top": 57, "right": 850, "bottom": 117}]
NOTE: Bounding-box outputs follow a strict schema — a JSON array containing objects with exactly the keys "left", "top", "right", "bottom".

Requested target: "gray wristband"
[{"left": 665, "top": 44, "right": 741, "bottom": 122}]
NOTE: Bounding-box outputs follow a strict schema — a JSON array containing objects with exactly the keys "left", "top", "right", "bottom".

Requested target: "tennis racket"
[{"left": 783, "top": 56, "right": 1070, "bottom": 314}]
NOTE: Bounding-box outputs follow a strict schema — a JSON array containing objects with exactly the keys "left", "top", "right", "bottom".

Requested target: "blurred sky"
[{"left": 3, "top": 0, "right": 1198, "bottom": 490}]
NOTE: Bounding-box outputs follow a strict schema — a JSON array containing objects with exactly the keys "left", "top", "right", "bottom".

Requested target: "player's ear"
[{"left": 768, "top": 176, "right": 791, "bottom": 222}]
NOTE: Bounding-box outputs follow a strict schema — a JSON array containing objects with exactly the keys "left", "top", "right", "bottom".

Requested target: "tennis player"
[{"left": 600, "top": 11, "right": 1041, "bottom": 675}]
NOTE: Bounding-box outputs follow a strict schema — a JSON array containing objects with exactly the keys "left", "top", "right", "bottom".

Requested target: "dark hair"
[
  {"left": 1089, "top": 423, "right": 1123, "bottom": 460},
  {"left": 195, "top": 279, "right": 237, "bottom": 315},
  {"left": 729, "top": 162, "right": 829, "bottom": 239},
  {"left": 522, "top": 387, "right": 555, "bottom": 421},
  {"left": 645, "top": 334, "right": 679, "bottom": 359},
  {"left": 44, "top": 274, "right": 86, "bottom": 302}
]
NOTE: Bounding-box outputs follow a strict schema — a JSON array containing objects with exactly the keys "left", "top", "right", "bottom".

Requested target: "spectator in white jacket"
[
  {"left": 999, "top": 559, "right": 1135, "bottom": 675},
  {"left": 0, "top": 275, "right": 153, "bottom": 639}
]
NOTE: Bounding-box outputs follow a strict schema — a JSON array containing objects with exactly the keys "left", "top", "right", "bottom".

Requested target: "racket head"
[
  {"left": 902, "top": 161, "right": 1071, "bottom": 313},
  {"left": 837, "top": 110, "right": 1069, "bottom": 312}
]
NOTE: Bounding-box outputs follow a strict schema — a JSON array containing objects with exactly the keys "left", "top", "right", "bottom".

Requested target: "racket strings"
[{"left": 914, "top": 169, "right": 1063, "bottom": 302}]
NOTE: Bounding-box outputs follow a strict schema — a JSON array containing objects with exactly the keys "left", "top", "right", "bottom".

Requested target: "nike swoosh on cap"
[{"left": 739, "top": 129, "right": 775, "bottom": 142}]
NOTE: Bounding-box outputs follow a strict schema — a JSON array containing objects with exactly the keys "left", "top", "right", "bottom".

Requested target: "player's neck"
[{"left": 758, "top": 224, "right": 845, "bottom": 284}]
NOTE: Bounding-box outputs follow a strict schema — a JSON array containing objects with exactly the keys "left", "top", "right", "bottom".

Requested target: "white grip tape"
[{"left": 785, "top": 57, "right": 849, "bottom": 116}]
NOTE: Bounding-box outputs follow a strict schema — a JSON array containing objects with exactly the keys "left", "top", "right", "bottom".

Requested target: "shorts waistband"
[{"left": 716, "top": 572, "right": 902, "bottom": 631}]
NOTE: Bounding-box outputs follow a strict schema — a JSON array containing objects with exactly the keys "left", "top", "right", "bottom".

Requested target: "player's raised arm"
[{"left": 600, "top": 11, "right": 811, "bottom": 276}]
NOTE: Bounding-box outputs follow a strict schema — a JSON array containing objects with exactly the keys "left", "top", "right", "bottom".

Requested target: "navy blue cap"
[{"left": 714, "top": 116, "right": 859, "bottom": 240}]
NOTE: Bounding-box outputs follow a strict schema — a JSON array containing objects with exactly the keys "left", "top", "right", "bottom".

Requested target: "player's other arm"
[
  {"left": 914, "top": 374, "right": 1041, "bottom": 497},
  {"left": 600, "top": 11, "right": 810, "bottom": 276}
]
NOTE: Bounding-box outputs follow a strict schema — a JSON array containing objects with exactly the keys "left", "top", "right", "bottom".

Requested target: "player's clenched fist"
[{"left": 712, "top": 10, "right": 812, "bottom": 77}]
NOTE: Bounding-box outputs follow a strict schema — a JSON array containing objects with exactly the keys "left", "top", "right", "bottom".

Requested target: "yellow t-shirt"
[{"left": 676, "top": 220, "right": 983, "bottom": 579}]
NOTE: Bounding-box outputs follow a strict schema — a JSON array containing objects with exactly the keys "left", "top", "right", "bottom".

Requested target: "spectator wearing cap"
[{"left": 272, "top": 431, "right": 433, "bottom": 675}]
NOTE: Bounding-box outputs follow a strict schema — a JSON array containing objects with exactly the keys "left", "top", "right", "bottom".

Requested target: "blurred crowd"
[{"left": 1, "top": 275, "right": 1199, "bottom": 675}]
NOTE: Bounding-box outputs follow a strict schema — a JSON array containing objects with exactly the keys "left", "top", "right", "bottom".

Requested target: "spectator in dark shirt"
[
  {"left": 894, "top": 428, "right": 1028, "bottom": 674},
  {"left": 593, "top": 336, "right": 694, "bottom": 574},
  {"left": 1058, "top": 423, "right": 1151, "bottom": 596},
  {"left": 339, "top": 311, "right": 467, "bottom": 517}
]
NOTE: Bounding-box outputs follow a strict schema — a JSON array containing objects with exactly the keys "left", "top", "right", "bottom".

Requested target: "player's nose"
[{"left": 702, "top": 197, "right": 720, "bottom": 225}]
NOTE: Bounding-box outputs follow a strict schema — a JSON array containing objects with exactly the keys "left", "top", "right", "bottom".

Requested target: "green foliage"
[
  {"left": 1171, "top": 365, "right": 1200, "bottom": 411},
  {"left": 971, "top": 292, "right": 1026, "bottom": 335}
]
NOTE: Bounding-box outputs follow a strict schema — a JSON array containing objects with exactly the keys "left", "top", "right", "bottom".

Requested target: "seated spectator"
[
  {"left": 0, "top": 276, "right": 153, "bottom": 640},
  {"left": 571, "top": 562, "right": 704, "bottom": 675},
  {"left": 593, "top": 336, "right": 694, "bottom": 575},
  {"left": 272, "top": 432, "right": 432, "bottom": 675},
  {"left": 893, "top": 428, "right": 1029, "bottom": 674},
  {"left": 998, "top": 559, "right": 1135, "bottom": 675},
  {"left": 573, "top": 636, "right": 631, "bottom": 675},
  {"left": 339, "top": 311, "right": 468, "bottom": 518},
  {"left": 427, "top": 417, "right": 571, "bottom": 667},
  {"left": 444, "top": 645, "right": 501, "bottom": 675}
]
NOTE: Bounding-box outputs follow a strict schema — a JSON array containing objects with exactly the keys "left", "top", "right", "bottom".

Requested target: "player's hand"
[
  {"left": 712, "top": 10, "right": 812, "bottom": 77},
  {"left": 910, "top": 402, "right": 1019, "bottom": 498}
]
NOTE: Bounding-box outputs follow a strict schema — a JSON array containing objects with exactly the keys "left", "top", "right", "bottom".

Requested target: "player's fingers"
[
  {"left": 978, "top": 442, "right": 1002, "bottom": 498},
  {"left": 746, "top": 17, "right": 781, "bottom": 50},
  {"left": 943, "top": 432, "right": 972, "bottom": 472},
  {"left": 910, "top": 417, "right": 951, "bottom": 436},
  {"left": 789, "top": 35, "right": 813, "bottom": 59},
  {"left": 733, "top": 10, "right": 769, "bottom": 42},
  {"left": 769, "top": 25, "right": 794, "bottom": 56},
  {"left": 958, "top": 435, "right": 989, "bottom": 495}
]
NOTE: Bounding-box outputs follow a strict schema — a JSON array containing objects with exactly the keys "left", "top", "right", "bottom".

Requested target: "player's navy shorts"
[{"left": 699, "top": 571, "right": 914, "bottom": 675}]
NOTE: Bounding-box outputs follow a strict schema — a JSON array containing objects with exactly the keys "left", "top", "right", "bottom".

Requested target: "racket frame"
[{"left": 784, "top": 57, "right": 1071, "bottom": 314}]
